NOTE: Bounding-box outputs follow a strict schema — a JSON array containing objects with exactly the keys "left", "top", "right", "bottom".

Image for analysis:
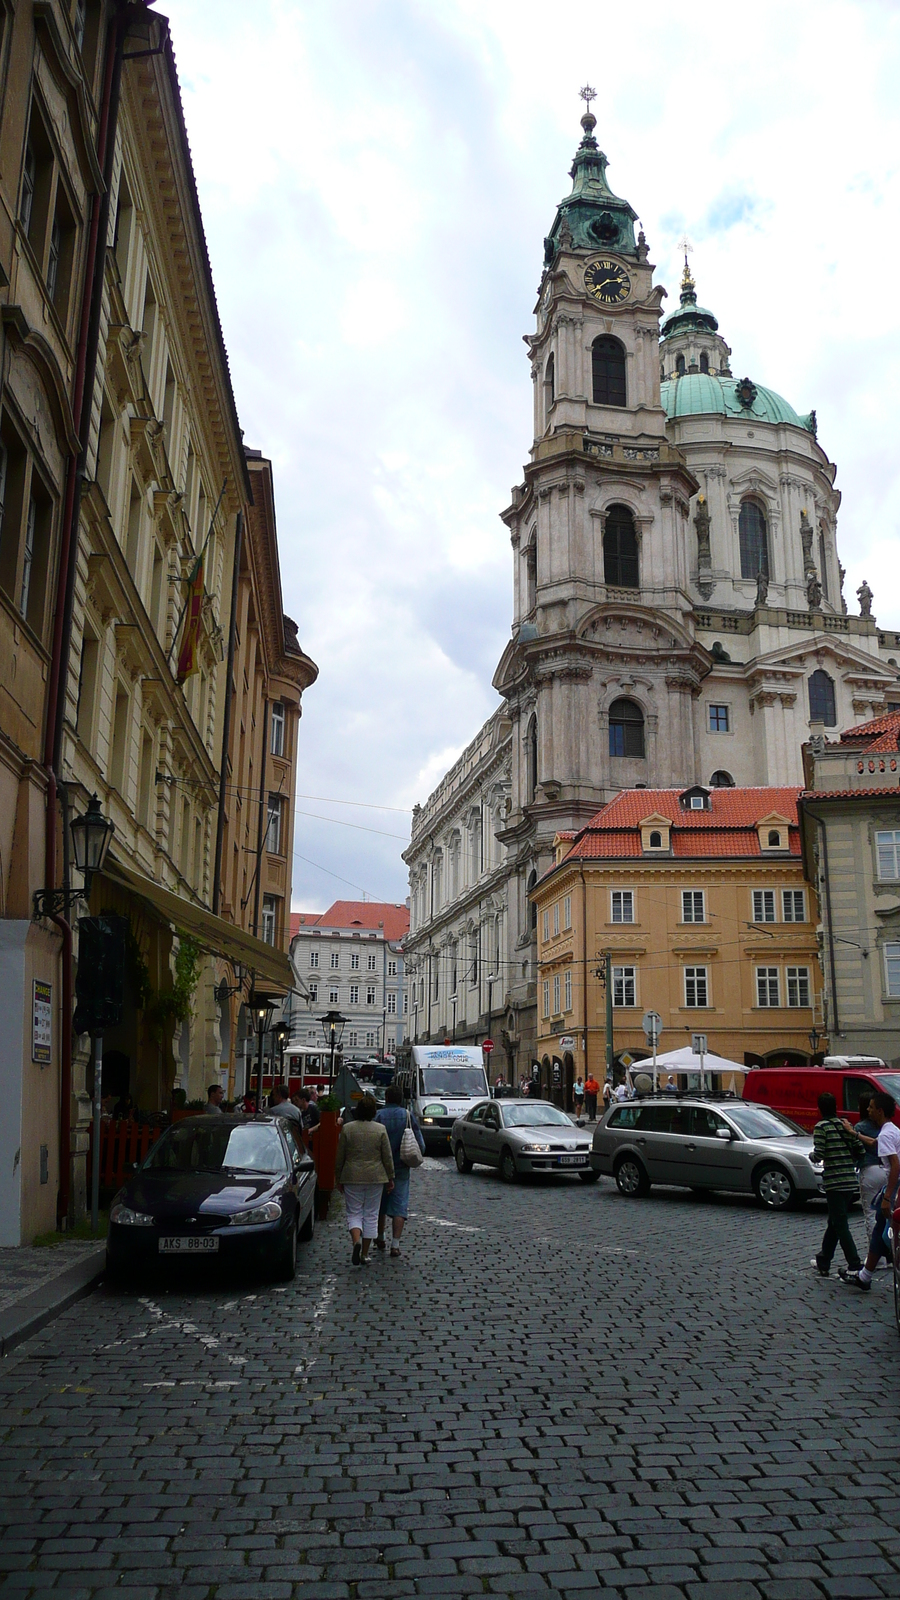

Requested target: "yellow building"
[{"left": 532, "top": 784, "right": 822, "bottom": 1106}]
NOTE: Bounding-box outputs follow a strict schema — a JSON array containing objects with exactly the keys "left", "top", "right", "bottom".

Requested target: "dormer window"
[
  {"left": 649, "top": 830, "right": 662, "bottom": 848},
  {"left": 767, "top": 830, "right": 780, "bottom": 847},
  {"left": 757, "top": 813, "right": 791, "bottom": 852},
  {"left": 690, "top": 796, "right": 704, "bottom": 810},
  {"left": 640, "top": 813, "right": 672, "bottom": 852},
  {"left": 679, "top": 786, "right": 711, "bottom": 812}
]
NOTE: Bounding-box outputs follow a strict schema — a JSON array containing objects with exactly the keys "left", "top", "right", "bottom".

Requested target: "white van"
[{"left": 394, "top": 1045, "right": 490, "bottom": 1149}]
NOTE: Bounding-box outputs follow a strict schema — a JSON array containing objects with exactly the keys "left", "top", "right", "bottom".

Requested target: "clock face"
[{"left": 585, "top": 259, "right": 631, "bottom": 305}]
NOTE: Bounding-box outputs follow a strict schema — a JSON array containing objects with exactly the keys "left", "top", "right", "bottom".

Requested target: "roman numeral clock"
[{"left": 584, "top": 258, "right": 631, "bottom": 305}]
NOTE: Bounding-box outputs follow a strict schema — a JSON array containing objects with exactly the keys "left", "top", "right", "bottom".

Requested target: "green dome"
[{"left": 660, "top": 373, "right": 814, "bottom": 432}]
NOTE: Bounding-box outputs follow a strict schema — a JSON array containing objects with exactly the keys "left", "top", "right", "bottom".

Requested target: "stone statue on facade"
[
  {"left": 857, "top": 579, "right": 874, "bottom": 618},
  {"left": 694, "top": 496, "right": 711, "bottom": 567},
  {"left": 807, "top": 573, "right": 823, "bottom": 610},
  {"left": 799, "top": 508, "right": 816, "bottom": 576},
  {"left": 839, "top": 562, "right": 848, "bottom": 614},
  {"left": 755, "top": 568, "right": 769, "bottom": 607}
]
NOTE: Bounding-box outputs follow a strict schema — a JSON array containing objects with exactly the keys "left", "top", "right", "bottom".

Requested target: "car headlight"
[
  {"left": 423, "top": 1117, "right": 433, "bottom": 1124},
  {"left": 228, "top": 1200, "right": 282, "bottom": 1226},
  {"left": 109, "top": 1202, "right": 154, "bottom": 1227},
  {"left": 521, "top": 1142, "right": 551, "bottom": 1153}
]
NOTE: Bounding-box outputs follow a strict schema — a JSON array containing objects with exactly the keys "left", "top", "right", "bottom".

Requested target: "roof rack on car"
[{"left": 628, "top": 1088, "right": 739, "bottom": 1101}]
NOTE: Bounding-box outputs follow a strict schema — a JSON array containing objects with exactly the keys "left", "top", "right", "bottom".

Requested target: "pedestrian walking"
[
  {"left": 268, "top": 1083, "right": 300, "bottom": 1122},
  {"left": 205, "top": 1084, "right": 224, "bottom": 1113},
  {"left": 841, "top": 1091, "right": 900, "bottom": 1291},
  {"left": 573, "top": 1077, "right": 585, "bottom": 1118},
  {"left": 375, "top": 1084, "right": 425, "bottom": 1257},
  {"left": 334, "top": 1095, "right": 395, "bottom": 1266},
  {"left": 296, "top": 1087, "right": 320, "bottom": 1130},
  {"left": 853, "top": 1091, "right": 884, "bottom": 1248},
  {"left": 811, "top": 1091, "right": 864, "bottom": 1277},
  {"left": 602, "top": 1079, "right": 613, "bottom": 1111},
  {"left": 584, "top": 1075, "right": 600, "bottom": 1121}
]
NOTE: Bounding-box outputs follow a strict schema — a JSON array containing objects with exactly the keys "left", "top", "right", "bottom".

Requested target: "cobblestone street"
[{"left": 2, "top": 1157, "right": 899, "bottom": 1599}]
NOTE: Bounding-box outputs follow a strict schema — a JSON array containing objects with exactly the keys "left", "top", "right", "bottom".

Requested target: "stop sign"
[{"left": 482, "top": 1038, "right": 494, "bottom": 1054}]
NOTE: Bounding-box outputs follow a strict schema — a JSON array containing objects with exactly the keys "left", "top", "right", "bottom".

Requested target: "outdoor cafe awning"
[{"left": 100, "top": 854, "right": 293, "bottom": 994}]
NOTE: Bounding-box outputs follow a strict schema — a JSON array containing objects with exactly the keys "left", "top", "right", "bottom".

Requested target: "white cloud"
[{"left": 156, "top": 0, "right": 900, "bottom": 908}]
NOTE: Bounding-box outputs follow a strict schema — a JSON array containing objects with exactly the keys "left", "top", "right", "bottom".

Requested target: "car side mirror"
[{"left": 715, "top": 1128, "right": 733, "bottom": 1141}]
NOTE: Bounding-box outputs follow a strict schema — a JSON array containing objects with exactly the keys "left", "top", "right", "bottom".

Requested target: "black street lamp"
[
  {"left": 808, "top": 1025, "right": 822, "bottom": 1060},
  {"left": 274, "top": 1018, "right": 289, "bottom": 1082},
  {"left": 249, "top": 993, "right": 276, "bottom": 1106},
  {"left": 319, "top": 1009, "right": 347, "bottom": 1088},
  {"left": 34, "top": 793, "right": 115, "bottom": 918}
]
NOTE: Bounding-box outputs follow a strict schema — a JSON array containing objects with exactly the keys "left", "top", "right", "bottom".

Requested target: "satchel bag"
[{"left": 400, "top": 1109, "right": 424, "bottom": 1168}]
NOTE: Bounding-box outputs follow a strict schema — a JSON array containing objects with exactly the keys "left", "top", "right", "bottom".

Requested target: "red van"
[{"left": 743, "top": 1059, "right": 900, "bottom": 1132}]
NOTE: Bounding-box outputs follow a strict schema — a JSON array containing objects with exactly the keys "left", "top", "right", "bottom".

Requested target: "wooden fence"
[{"left": 90, "top": 1118, "right": 166, "bottom": 1192}]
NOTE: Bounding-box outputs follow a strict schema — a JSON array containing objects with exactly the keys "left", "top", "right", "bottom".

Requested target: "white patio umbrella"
[{"left": 630, "top": 1043, "right": 747, "bottom": 1094}]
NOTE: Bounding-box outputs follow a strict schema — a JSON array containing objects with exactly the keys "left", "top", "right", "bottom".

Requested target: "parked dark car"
[{"left": 106, "top": 1114, "right": 316, "bottom": 1283}]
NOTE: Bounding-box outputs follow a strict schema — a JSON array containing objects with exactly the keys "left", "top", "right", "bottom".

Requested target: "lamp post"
[
  {"left": 249, "top": 993, "right": 276, "bottom": 1108},
  {"left": 319, "top": 1009, "right": 347, "bottom": 1089},
  {"left": 808, "top": 1024, "right": 822, "bottom": 1063},
  {"left": 34, "top": 792, "right": 115, "bottom": 919}
]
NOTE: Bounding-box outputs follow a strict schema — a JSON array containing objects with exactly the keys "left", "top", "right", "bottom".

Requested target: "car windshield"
[
  {"left": 727, "top": 1104, "right": 806, "bottom": 1139},
  {"left": 420, "top": 1068, "right": 487, "bottom": 1096},
  {"left": 502, "top": 1104, "right": 574, "bottom": 1128},
  {"left": 876, "top": 1074, "right": 900, "bottom": 1100},
  {"left": 144, "top": 1122, "right": 287, "bottom": 1174}
]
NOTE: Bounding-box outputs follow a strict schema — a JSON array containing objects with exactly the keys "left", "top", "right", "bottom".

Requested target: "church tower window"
[
  {"left": 609, "top": 699, "right": 645, "bottom": 758},
  {"left": 699, "top": 351, "right": 709, "bottom": 374},
  {"left": 808, "top": 669, "right": 836, "bottom": 726},
  {"left": 603, "top": 505, "right": 639, "bottom": 588},
  {"left": 709, "top": 770, "right": 735, "bottom": 788},
  {"left": 591, "top": 336, "right": 626, "bottom": 407},
  {"left": 739, "top": 499, "right": 769, "bottom": 580},
  {"left": 676, "top": 353, "right": 686, "bottom": 375},
  {"left": 526, "top": 715, "right": 538, "bottom": 802},
  {"left": 545, "top": 352, "right": 555, "bottom": 405}
]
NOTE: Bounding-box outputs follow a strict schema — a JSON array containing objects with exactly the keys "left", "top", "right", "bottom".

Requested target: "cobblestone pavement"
[
  {"left": 1, "top": 1156, "right": 899, "bottom": 1599},
  {"left": 0, "top": 1243, "right": 104, "bottom": 1314}
]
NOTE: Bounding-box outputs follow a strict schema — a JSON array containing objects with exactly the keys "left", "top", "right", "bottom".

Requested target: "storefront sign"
[{"left": 32, "top": 980, "right": 52, "bottom": 1064}]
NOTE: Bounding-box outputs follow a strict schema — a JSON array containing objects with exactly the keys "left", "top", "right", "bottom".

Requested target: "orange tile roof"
[
  {"left": 289, "top": 901, "right": 409, "bottom": 941},
  {"left": 559, "top": 786, "right": 803, "bottom": 865},
  {"left": 838, "top": 709, "right": 900, "bottom": 753}
]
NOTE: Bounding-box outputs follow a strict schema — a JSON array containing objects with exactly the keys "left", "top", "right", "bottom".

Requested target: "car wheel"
[
  {"left": 298, "top": 1200, "right": 315, "bottom": 1243},
  {"left": 754, "top": 1163, "right": 796, "bottom": 1210},
  {"left": 500, "top": 1148, "right": 519, "bottom": 1184},
  {"left": 614, "top": 1154, "right": 650, "bottom": 1198},
  {"left": 578, "top": 1171, "right": 600, "bottom": 1185},
  {"left": 273, "top": 1222, "right": 298, "bottom": 1281},
  {"left": 454, "top": 1143, "right": 473, "bottom": 1174}
]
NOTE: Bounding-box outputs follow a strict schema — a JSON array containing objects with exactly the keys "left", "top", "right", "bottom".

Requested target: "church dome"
[{"left": 660, "top": 372, "right": 815, "bottom": 433}]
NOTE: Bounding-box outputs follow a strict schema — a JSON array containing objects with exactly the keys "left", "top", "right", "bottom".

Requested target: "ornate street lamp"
[
  {"left": 808, "top": 1025, "right": 822, "bottom": 1062},
  {"left": 274, "top": 1018, "right": 290, "bottom": 1082},
  {"left": 249, "top": 992, "right": 276, "bottom": 1107},
  {"left": 34, "top": 793, "right": 115, "bottom": 918},
  {"left": 319, "top": 1009, "right": 347, "bottom": 1088}
]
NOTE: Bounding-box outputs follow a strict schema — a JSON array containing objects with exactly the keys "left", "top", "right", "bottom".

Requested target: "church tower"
[{"left": 494, "top": 96, "right": 708, "bottom": 875}]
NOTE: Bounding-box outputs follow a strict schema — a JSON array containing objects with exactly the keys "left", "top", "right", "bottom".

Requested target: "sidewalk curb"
[{"left": 0, "top": 1246, "right": 106, "bottom": 1358}]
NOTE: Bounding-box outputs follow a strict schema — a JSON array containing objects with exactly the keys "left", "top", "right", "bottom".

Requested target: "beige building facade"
[{"left": 531, "top": 785, "right": 822, "bottom": 1105}]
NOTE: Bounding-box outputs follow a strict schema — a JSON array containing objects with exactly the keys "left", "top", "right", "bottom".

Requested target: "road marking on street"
[
  {"left": 137, "top": 1297, "right": 247, "bottom": 1367},
  {"left": 142, "top": 1379, "right": 239, "bottom": 1388},
  {"left": 409, "top": 1213, "right": 481, "bottom": 1233},
  {"left": 293, "top": 1273, "right": 336, "bottom": 1382}
]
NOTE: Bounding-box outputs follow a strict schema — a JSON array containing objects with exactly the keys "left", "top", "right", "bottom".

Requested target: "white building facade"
[
  {"left": 288, "top": 902, "right": 409, "bottom": 1060},
  {"left": 405, "top": 105, "right": 900, "bottom": 1075}
]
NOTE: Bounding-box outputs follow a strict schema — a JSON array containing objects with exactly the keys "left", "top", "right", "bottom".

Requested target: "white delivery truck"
[{"left": 394, "top": 1044, "right": 490, "bottom": 1150}]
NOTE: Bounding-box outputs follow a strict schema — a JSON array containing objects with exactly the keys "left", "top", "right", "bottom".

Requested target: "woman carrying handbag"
[{"left": 375, "top": 1084, "right": 426, "bottom": 1257}]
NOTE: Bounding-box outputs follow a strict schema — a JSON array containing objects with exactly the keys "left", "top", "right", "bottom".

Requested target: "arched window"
[
  {"left": 739, "top": 498, "right": 769, "bottom": 580},
  {"left": 808, "top": 669, "right": 836, "bottom": 726},
  {"left": 545, "top": 352, "right": 555, "bottom": 406},
  {"left": 526, "top": 715, "right": 538, "bottom": 802},
  {"left": 609, "top": 698, "right": 645, "bottom": 758},
  {"left": 709, "top": 769, "right": 735, "bottom": 788},
  {"left": 649, "top": 830, "right": 662, "bottom": 848},
  {"left": 699, "top": 351, "right": 709, "bottom": 374},
  {"left": 767, "top": 830, "right": 781, "bottom": 848},
  {"left": 603, "top": 505, "right": 639, "bottom": 588},
  {"left": 676, "top": 353, "right": 686, "bottom": 375},
  {"left": 527, "top": 868, "right": 537, "bottom": 932},
  {"left": 591, "top": 336, "right": 626, "bottom": 407}
]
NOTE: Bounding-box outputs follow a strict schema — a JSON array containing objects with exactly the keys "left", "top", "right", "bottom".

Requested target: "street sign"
[
  {"left": 559, "top": 1034, "right": 576, "bottom": 1049},
  {"left": 642, "top": 1010, "right": 663, "bottom": 1042},
  {"left": 620, "top": 1051, "right": 634, "bottom": 1068},
  {"left": 691, "top": 1033, "right": 708, "bottom": 1055},
  {"left": 482, "top": 1038, "right": 494, "bottom": 1054}
]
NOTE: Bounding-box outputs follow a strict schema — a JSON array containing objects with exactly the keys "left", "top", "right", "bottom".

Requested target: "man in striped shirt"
[{"left": 811, "top": 1091, "right": 864, "bottom": 1277}]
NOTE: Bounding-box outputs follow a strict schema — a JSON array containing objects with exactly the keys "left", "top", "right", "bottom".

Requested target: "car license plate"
[
  {"left": 558, "top": 1155, "right": 585, "bottom": 1165},
  {"left": 158, "top": 1236, "right": 218, "bottom": 1254}
]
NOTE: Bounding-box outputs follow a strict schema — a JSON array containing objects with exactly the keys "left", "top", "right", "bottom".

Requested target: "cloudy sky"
[{"left": 158, "top": 0, "right": 900, "bottom": 911}]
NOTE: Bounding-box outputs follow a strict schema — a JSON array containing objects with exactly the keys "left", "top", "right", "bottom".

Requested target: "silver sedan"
[{"left": 452, "top": 1099, "right": 596, "bottom": 1183}]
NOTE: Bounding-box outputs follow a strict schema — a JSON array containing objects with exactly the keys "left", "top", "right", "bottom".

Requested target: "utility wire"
[{"left": 295, "top": 808, "right": 408, "bottom": 842}]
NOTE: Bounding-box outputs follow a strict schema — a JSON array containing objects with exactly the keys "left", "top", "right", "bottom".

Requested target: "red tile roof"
[
  {"left": 559, "top": 786, "right": 803, "bottom": 865},
  {"left": 289, "top": 901, "right": 409, "bottom": 941},
  {"left": 838, "top": 709, "right": 900, "bottom": 753}
]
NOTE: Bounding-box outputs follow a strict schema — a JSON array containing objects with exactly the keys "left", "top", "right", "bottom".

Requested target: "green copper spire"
[
  {"left": 660, "top": 252, "right": 720, "bottom": 338},
  {"left": 544, "top": 90, "right": 639, "bottom": 265}
]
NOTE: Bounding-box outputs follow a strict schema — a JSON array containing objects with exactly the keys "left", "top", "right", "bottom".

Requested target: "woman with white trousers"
[{"left": 335, "top": 1096, "right": 395, "bottom": 1266}]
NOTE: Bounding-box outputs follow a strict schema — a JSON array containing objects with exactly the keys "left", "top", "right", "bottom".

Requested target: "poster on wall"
[{"left": 32, "top": 979, "right": 52, "bottom": 1065}]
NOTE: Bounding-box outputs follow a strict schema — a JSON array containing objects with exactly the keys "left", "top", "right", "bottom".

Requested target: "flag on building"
[{"left": 176, "top": 555, "right": 204, "bottom": 683}]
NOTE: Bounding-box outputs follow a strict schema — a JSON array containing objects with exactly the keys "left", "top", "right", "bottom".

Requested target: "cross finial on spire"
[{"left": 579, "top": 85, "right": 597, "bottom": 107}]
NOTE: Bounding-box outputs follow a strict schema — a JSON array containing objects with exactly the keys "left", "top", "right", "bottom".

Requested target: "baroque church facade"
[{"left": 403, "top": 104, "right": 900, "bottom": 1075}]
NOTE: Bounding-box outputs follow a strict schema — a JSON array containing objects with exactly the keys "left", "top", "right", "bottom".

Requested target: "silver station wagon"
[
  {"left": 591, "top": 1095, "right": 826, "bottom": 1209},
  {"left": 452, "top": 1099, "right": 596, "bottom": 1183}
]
